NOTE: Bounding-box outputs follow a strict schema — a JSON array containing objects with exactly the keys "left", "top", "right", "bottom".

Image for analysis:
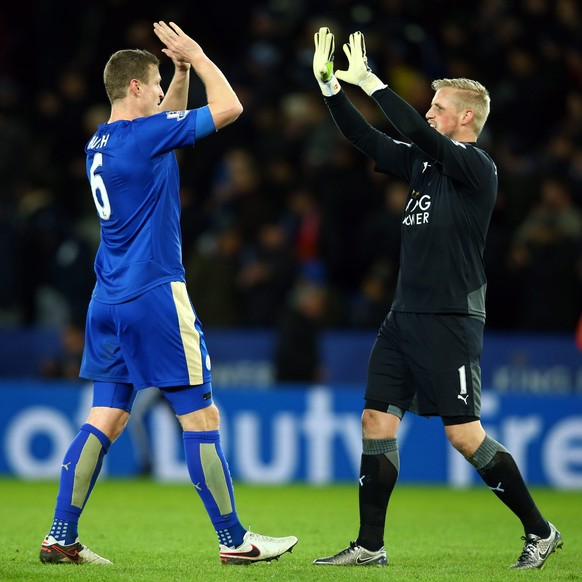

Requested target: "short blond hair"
[
  {"left": 431, "top": 78, "right": 491, "bottom": 136},
  {"left": 103, "top": 49, "right": 160, "bottom": 104}
]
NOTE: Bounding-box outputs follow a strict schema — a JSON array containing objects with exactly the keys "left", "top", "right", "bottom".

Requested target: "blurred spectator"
[
  {"left": 237, "top": 220, "right": 297, "bottom": 326},
  {"left": 10, "top": 180, "right": 94, "bottom": 326},
  {"left": 354, "top": 180, "right": 406, "bottom": 281},
  {"left": 40, "top": 323, "right": 85, "bottom": 380},
  {"left": 210, "top": 147, "right": 275, "bottom": 241},
  {"left": 284, "top": 187, "right": 324, "bottom": 273},
  {"left": 185, "top": 228, "right": 244, "bottom": 327},
  {"left": 275, "top": 280, "right": 328, "bottom": 383},
  {"left": 13, "top": 182, "right": 65, "bottom": 324},
  {"left": 507, "top": 178, "right": 582, "bottom": 330},
  {"left": 350, "top": 260, "right": 395, "bottom": 328}
]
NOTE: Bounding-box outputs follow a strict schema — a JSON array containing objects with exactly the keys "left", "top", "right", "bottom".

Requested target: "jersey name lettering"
[{"left": 88, "top": 134, "right": 110, "bottom": 149}]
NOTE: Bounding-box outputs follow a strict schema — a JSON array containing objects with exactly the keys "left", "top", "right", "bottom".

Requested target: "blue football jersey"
[{"left": 85, "top": 107, "right": 215, "bottom": 303}]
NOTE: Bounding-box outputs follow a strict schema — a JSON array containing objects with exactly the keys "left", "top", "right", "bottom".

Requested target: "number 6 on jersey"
[{"left": 90, "top": 153, "right": 111, "bottom": 220}]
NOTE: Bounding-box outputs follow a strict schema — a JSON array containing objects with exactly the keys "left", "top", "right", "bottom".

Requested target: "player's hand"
[
  {"left": 313, "top": 27, "right": 335, "bottom": 83},
  {"left": 335, "top": 31, "right": 387, "bottom": 95},
  {"left": 313, "top": 27, "right": 341, "bottom": 96},
  {"left": 153, "top": 21, "right": 202, "bottom": 67}
]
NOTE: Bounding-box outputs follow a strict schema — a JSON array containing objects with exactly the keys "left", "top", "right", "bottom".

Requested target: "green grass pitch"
[{"left": 0, "top": 478, "right": 579, "bottom": 581}]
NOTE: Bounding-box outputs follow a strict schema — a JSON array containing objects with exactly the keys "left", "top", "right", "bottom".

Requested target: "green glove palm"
[
  {"left": 313, "top": 27, "right": 341, "bottom": 96},
  {"left": 335, "top": 31, "right": 386, "bottom": 95}
]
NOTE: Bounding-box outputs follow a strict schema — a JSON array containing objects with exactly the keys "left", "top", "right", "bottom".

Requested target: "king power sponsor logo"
[{"left": 403, "top": 191, "right": 431, "bottom": 226}]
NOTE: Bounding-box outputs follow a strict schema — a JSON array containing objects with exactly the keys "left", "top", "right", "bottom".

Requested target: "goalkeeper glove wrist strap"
[
  {"left": 318, "top": 75, "right": 341, "bottom": 97},
  {"left": 359, "top": 72, "right": 387, "bottom": 96}
]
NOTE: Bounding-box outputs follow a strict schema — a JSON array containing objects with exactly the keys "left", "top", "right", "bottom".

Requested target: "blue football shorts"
[
  {"left": 91, "top": 380, "right": 213, "bottom": 415},
  {"left": 81, "top": 281, "right": 212, "bottom": 393}
]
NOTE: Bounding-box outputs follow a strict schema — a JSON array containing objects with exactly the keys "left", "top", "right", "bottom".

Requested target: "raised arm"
[
  {"left": 159, "top": 62, "right": 191, "bottom": 113},
  {"left": 153, "top": 21, "right": 243, "bottom": 130}
]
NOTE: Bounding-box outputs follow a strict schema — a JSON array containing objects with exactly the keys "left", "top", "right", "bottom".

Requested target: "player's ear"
[
  {"left": 461, "top": 109, "right": 474, "bottom": 126},
  {"left": 129, "top": 78, "right": 141, "bottom": 97}
]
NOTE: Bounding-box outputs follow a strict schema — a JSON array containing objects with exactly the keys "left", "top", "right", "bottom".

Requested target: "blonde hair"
[
  {"left": 103, "top": 49, "right": 159, "bottom": 104},
  {"left": 431, "top": 78, "right": 491, "bottom": 136}
]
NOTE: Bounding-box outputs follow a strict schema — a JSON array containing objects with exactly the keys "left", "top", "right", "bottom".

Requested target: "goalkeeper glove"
[
  {"left": 336, "top": 31, "right": 387, "bottom": 95},
  {"left": 313, "top": 26, "right": 341, "bottom": 96}
]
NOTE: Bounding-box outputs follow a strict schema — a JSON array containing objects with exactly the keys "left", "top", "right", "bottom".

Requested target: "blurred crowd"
[{"left": 1, "top": 0, "right": 581, "bottom": 354}]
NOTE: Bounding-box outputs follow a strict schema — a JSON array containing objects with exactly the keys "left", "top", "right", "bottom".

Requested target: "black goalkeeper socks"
[
  {"left": 356, "top": 448, "right": 399, "bottom": 551},
  {"left": 477, "top": 451, "right": 550, "bottom": 538}
]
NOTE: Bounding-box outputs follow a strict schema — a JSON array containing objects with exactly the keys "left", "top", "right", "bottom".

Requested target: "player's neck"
[
  {"left": 449, "top": 129, "right": 477, "bottom": 143},
  {"left": 108, "top": 102, "right": 141, "bottom": 123}
]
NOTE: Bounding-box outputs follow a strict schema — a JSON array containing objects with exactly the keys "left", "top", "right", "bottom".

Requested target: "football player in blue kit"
[
  {"left": 39, "top": 21, "right": 297, "bottom": 566},
  {"left": 311, "top": 27, "right": 562, "bottom": 571}
]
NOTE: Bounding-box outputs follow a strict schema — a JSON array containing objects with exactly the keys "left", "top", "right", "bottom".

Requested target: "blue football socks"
[
  {"left": 49, "top": 423, "right": 111, "bottom": 544},
  {"left": 183, "top": 430, "right": 246, "bottom": 547},
  {"left": 49, "top": 517, "right": 77, "bottom": 546}
]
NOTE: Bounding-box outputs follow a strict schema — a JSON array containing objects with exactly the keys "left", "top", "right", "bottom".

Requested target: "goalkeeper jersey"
[
  {"left": 325, "top": 89, "right": 497, "bottom": 320},
  {"left": 85, "top": 107, "right": 214, "bottom": 304}
]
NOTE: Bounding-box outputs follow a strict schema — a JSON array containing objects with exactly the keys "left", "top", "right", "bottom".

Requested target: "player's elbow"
[
  {"left": 211, "top": 98, "right": 243, "bottom": 130},
  {"left": 230, "top": 99, "right": 244, "bottom": 122}
]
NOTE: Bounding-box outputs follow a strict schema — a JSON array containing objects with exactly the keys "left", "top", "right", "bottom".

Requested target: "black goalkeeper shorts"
[{"left": 365, "top": 311, "right": 484, "bottom": 419}]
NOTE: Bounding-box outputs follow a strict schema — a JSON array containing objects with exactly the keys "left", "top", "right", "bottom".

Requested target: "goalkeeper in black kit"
[{"left": 311, "top": 26, "right": 563, "bottom": 570}]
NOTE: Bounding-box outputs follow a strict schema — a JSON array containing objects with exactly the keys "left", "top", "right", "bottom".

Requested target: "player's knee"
[
  {"left": 446, "top": 432, "right": 471, "bottom": 456},
  {"left": 87, "top": 407, "right": 129, "bottom": 442},
  {"left": 361, "top": 408, "right": 398, "bottom": 439},
  {"left": 445, "top": 421, "right": 486, "bottom": 458},
  {"left": 178, "top": 403, "right": 220, "bottom": 432}
]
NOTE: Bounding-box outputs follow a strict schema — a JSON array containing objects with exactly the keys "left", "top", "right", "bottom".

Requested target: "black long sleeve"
[
  {"left": 323, "top": 90, "right": 388, "bottom": 159},
  {"left": 325, "top": 87, "right": 442, "bottom": 162},
  {"left": 371, "top": 87, "right": 441, "bottom": 160}
]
